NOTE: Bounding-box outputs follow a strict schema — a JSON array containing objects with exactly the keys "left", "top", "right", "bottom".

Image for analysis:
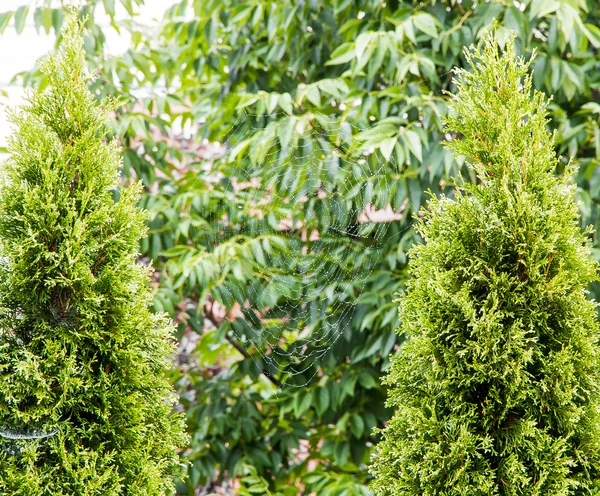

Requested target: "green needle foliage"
[
  {"left": 0, "top": 17, "right": 187, "bottom": 495},
  {"left": 370, "top": 34, "right": 600, "bottom": 495}
]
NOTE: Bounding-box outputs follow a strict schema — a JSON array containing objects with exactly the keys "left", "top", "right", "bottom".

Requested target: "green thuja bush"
[
  {"left": 0, "top": 17, "right": 187, "bottom": 495},
  {"left": 370, "top": 35, "right": 600, "bottom": 495}
]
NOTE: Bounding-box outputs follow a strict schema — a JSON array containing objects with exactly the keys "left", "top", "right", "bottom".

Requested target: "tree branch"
[{"left": 203, "top": 300, "right": 281, "bottom": 388}]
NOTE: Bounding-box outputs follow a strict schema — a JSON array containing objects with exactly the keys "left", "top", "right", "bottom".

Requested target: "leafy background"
[{"left": 0, "top": 0, "right": 599, "bottom": 494}]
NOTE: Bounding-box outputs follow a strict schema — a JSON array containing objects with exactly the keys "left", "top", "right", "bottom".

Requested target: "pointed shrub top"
[
  {"left": 0, "top": 13, "right": 136, "bottom": 310},
  {"left": 444, "top": 33, "right": 559, "bottom": 186}
]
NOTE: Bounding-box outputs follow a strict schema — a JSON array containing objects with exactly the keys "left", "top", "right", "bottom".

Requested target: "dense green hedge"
[{"left": 1, "top": 0, "right": 600, "bottom": 494}]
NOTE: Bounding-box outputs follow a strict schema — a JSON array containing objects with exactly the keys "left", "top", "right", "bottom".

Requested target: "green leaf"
[
  {"left": 130, "top": 115, "right": 147, "bottom": 137},
  {"left": 333, "top": 442, "right": 350, "bottom": 466},
  {"left": 278, "top": 116, "right": 295, "bottom": 150},
  {"left": 161, "top": 245, "right": 195, "bottom": 258},
  {"left": 342, "top": 376, "right": 357, "bottom": 398},
  {"left": 267, "top": 92, "right": 279, "bottom": 113},
  {"left": 33, "top": 7, "right": 52, "bottom": 35},
  {"left": 251, "top": 240, "right": 266, "bottom": 265},
  {"left": 293, "top": 391, "right": 313, "bottom": 417},
  {"left": 583, "top": 23, "right": 600, "bottom": 48},
  {"left": 251, "top": 4, "right": 263, "bottom": 29},
  {"left": 580, "top": 102, "right": 600, "bottom": 115},
  {"left": 51, "top": 8, "right": 64, "bottom": 34},
  {"left": 278, "top": 93, "right": 294, "bottom": 115},
  {"left": 404, "top": 19, "right": 416, "bottom": 43},
  {"left": 267, "top": 4, "right": 278, "bottom": 42},
  {"left": 317, "top": 387, "right": 330, "bottom": 415},
  {"left": 556, "top": 4, "right": 577, "bottom": 42},
  {"left": 412, "top": 12, "right": 438, "bottom": 38},
  {"left": 380, "top": 137, "right": 397, "bottom": 161},
  {"left": 404, "top": 129, "right": 422, "bottom": 161},
  {"left": 14, "top": 6, "right": 28, "bottom": 34},
  {"left": 350, "top": 415, "right": 364, "bottom": 438},
  {"left": 237, "top": 93, "right": 262, "bottom": 109},
  {"left": 325, "top": 42, "right": 355, "bottom": 66},
  {"left": 358, "top": 372, "right": 377, "bottom": 389},
  {"left": 549, "top": 56, "right": 563, "bottom": 91},
  {"left": 103, "top": 0, "right": 116, "bottom": 17},
  {"left": 305, "top": 85, "right": 321, "bottom": 107},
  {"left": 0, "top": 11, "right": 13, "bottom": 34},
  {"left": 121, "top": 0, "right": 134, "bottom": 16},
  {"left": 355, "top": 31, "right": 373, "bottom": 62},
  {"left": 529, "top": 0, "right": 560, "bottom": 19},
  {"left": 562, "top": 61, "right": 583, "bottom": 92}
]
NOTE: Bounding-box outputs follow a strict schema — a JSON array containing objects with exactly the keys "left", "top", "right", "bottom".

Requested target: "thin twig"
[{"left": 203, "top": 301, "right": 281, "bottom": 388}]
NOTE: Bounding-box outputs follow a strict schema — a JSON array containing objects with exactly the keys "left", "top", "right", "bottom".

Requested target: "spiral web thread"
[
  {"left": 169, "top": 100, "right": 425, "bottom": 389},
  {"left": 0, "top": 427, "right": 59, "bottom": 440}
]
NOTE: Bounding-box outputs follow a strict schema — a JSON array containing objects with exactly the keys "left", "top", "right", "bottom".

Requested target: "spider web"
[{"left": 168, "top": 99, "right": 421, "bottom": 389}]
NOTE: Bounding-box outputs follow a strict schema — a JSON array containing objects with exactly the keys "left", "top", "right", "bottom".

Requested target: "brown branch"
[{"left": 203, "top": 300, "right": 281, "bottom": 388}]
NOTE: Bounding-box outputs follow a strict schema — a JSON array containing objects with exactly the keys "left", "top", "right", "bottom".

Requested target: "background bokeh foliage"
[{"left": 1, "top": 0, "right": 600, "bottom": 494}]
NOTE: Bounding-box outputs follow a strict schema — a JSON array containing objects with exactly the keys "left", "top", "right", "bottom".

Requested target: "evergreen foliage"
[
  {"left": 0, "top": 17, "right": 187, "bottom": 495},
  {"left": 370, "top": 35, "right": 600, "bottom": 495}
]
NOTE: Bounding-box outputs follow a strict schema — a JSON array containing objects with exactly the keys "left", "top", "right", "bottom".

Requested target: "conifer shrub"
[
  {"left": 370, "top": 34, "right": 600, "bottom": 495},
  {"left": 0, "top": 17, "right": 187, "bottom": 495}
]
